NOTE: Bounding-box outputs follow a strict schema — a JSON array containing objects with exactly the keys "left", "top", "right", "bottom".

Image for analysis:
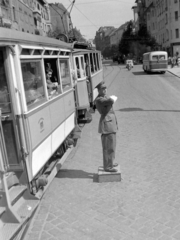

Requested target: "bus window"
[
  {"left": 80, "top": 56, "right": 85, "bottom": 77},
  {"left": 90, "top": 53, "right": 94, "bottom": 73},
  {"left": 159, "top": 55, "right": 165, "bottom": 60},
  {"left": 21, "top": 60, "right": 45, "bottom": 110},
  {"left": 0, "top": 50, "right": 11, "bottom": 113},
  {"left": 152, "top": 55, "right": 158, "bottom": 61},
  {"left": 59, "top": 59, "right": 71, "bottom": 92}
]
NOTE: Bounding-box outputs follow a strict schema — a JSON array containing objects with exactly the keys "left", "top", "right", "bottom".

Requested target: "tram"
[
  {"left": 72, "top": 41, "right": 103, "bottom": 122},
  {"left": 0, "top": 28, "right": 103, "bottom": 240}
]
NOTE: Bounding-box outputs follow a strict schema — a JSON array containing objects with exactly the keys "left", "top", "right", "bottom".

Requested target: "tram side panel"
[{"left": 14, "top": 45, "right": 76, "bottom": 184}]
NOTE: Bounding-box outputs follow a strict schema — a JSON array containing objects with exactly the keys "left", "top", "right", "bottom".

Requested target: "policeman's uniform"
[{"left": 96, "top": 82, "right": 118, "bottom": 171}]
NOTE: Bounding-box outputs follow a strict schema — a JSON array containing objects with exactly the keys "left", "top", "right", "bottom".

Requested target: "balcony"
[{"left": 0, "top": 5, "right": 12, "bottom": 28}]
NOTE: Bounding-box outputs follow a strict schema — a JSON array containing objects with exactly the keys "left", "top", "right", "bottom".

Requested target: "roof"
[
  {"left": 109, "top": 28, "right": 118, "bottom": 36},
  {"left": 0, "top": 27, "right": 73, "bottom": 50},
  {"left": 49, "top": 3, "right": 69, "bottom": 14}
]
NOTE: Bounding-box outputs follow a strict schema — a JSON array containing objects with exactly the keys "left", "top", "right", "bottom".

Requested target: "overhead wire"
[
  {"left": 68, "top": 0, "right": 98, "bottom": 30},
  {"left": 69, "top": 0, "right": 133, "bottom": 5}
]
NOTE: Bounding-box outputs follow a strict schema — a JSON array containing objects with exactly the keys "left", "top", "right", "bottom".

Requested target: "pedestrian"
[
  {"left": 170, "top": 56, "right": 174, "bottom": 68},
  {"left": 177, "top": 57, "right": 180, "bottom": 67},
  {"left": 95, "top": 81, "right": 118, "bottom": 172},
  {"left": 173, "top": 56, "right": 176, "bottom": 68}
]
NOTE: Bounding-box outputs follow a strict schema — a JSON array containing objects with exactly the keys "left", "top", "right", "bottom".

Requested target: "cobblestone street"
[{"left": 25, "top": 64, "right": 180, "bottom": 240}]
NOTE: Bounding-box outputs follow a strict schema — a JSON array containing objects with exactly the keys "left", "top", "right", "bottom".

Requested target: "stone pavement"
[
  {"left": 24, "top": 66, "right": 180, "bottom": 240},
  {"left": 168, "top": 65, "right": 180, "bottom": 78}
]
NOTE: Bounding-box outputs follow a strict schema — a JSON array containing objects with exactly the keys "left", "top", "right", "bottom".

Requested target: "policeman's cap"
[{"left": 96, "top": 82, "right": 107, "bottom": 90}]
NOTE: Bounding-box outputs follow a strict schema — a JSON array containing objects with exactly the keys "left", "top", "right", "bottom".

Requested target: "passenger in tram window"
[{"left": 45, "top": 65, "right": 58, "bottom": 96}]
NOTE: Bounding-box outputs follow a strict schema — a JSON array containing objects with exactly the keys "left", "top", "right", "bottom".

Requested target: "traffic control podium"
[{"left": 98, "top": 165, "right": 121, "bottom": 183}]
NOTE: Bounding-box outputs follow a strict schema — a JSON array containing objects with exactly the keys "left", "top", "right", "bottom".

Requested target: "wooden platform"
[{"left": 98, "top": 165, "right": 121, "bottom": 183}]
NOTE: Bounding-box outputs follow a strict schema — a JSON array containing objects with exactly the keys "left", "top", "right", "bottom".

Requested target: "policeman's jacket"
[{"left": 96, "top": 94, "right": 118, "bottom": 134}]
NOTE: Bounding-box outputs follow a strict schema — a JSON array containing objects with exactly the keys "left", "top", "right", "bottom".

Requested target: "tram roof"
[
  {"left": 0, "top": 28, "right": 73, "bottom": 50},
  {"left": 73, "top": 49, "right": 100, "bottom": 55}
]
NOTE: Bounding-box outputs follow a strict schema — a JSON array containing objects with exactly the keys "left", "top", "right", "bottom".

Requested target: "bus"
[
  {"left": 143, "top": 51, "right": 168, "bottom": 74},
  {"left": 0, "top": 28, "right": 103, "bottom": 240}
]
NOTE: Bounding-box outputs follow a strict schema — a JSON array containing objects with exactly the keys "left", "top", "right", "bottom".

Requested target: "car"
[{"left": 126, "top": 60, "right": 134, "bottom": 68}]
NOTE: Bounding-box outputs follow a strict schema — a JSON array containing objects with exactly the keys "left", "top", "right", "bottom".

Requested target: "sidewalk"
[{"left": 168, "top": 65, "right": 180, "bottom": 78}]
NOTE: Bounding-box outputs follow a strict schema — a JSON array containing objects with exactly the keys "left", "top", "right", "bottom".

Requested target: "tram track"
[{"left": 103, "top": 64, "right": 122, "bottom": 89}]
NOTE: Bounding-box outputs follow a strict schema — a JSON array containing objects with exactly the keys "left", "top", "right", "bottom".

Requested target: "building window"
[
  {"left": 175, "top": 11, "right": 178, "bottom": 20},
  {"left": 166, "top": 13, "right": 168, "bottom": 23},
  {"left": 12, "top": 6, "right": 16, "bottom": 22},
  {"left": 176, "top": 28, "right": 179, "bottom": 38}
]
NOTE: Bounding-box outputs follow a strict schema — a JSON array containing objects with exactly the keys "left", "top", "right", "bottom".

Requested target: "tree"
[
  {"left": 68, "top": 27, "right": 86, "bottom": 43},
  {"left": 119, "top": 21, "right": 158, "bottom": 60},
  {"left": 47, "top": 27, "right": 86, "bottom": 43}
]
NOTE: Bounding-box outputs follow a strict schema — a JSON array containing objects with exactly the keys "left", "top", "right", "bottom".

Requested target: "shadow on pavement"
[
  {"left": 133, "top": 71, "right": 167, "bottom": 76},
  {"left": 56, "top": 169, "right": 98, "bottom": 182},
  {"left": 118, "top": 108, "right": 180, "bottom": 112}
]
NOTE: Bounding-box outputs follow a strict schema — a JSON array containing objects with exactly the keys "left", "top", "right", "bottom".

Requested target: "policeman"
[{"left": 96, "top": 81, "right": 118, "bottom": 172}]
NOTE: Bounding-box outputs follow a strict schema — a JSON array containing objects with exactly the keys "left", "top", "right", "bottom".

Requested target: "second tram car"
[{"left": 0, "top": 28, "right": 103, "bottom": 240}]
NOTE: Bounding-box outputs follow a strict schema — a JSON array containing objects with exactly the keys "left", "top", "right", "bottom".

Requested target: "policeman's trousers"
[{"left": 101, "top": 133, "right": 116, "bottom": 170}]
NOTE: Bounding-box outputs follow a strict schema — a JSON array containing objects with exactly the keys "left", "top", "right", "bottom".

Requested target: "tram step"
[
  {"left": 5, "top": 172, "right": 19, "bottom": 189},
  {"left": 0, "top": 206, "right": 6, "bottom": 217},
  {"left": 0, "top": 223, "right": 21, "bottom": 240},
  {"left": 16, "top": 199, "right": 39, "bottom": 219},
  {"left": 9, "top": 185, "right": 27, "bottom": 206}
]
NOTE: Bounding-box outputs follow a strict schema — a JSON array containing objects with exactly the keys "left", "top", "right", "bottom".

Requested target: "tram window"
[
  {"left": 96, "top": 53, "right": 100, "bottom": 70},
  {"left": 75, "top": 57, "right": 81, "bottom": 78},
  {"left": 93, "top": 53, "right": 97, "bottom": 71},
  {"left": 80, "top": 57, "right": 86, "bottom": 77},
  {"left": 0, "top": 50, "right": 11, "bottom": 113},
  {"left": 59, "top": 59, "right": 71, "bottom": 91},
  {"left": 44, "top": 50, "right": 50, "bottom": 55},
  {"left": 90, "top": 53, "right": 94, "bottom": 73},
  {"left": 21, "top": 60, "right": 45, "bottom": 109},
  {"left": 44, "top": 60, "right": 60, "bottom": 97},
  {"left": 33, "top": 49, "right": 42, "bottom": 55},
  {"left": 84, "top": 54, "right": 90, "bottom": 76}
]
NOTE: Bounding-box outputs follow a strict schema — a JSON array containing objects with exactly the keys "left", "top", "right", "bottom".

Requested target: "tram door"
[{"left": 0, "top": 48, "right": 22, "bottom": 171}]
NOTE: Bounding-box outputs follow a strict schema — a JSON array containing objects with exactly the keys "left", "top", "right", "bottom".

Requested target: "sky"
[{"left": 47, "top": 0, "right": 136, "bottom": 40}]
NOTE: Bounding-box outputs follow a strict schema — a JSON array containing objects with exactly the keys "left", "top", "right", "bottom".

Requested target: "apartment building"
[
  {"left": 0, "top": 0, "right": 52, "bottom": 36},
  {"left": 49, "top": 3, "right": 72, "bottom": 36},
  {"left": 136, "top": 0, "right": 180, "bottom": 56},
  {"left": 110, "top": 22, "right": 129, "bottom": 47},
  {"left": 94, "top": 26, "right": 115, "bottom": 52}
]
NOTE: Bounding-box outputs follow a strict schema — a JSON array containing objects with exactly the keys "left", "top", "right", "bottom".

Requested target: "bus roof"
[
  {"left": 73, "top": 49, "right": 100, "bottom": 55},
  {"left": 0, "top": 27, "right": 73, "bottom": 50},
  {"left": 143, "top": 51, "right": 167, "bottom": 55}
]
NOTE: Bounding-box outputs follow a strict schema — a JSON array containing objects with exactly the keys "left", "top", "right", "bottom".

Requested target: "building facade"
[
  {"left": 135, "top": 0, "right": 180, "bottom": 56},
  {"left": 110, "top": 22, "right": 129, "bottom": 47},
  {"left": 0, "top": 0, "right": 52, "bottom": 36},
  {"left": 94, "top": 26, "right": 115, "bottom": 52},
  {"left": 49, "top": 3, "right": 72, "bottom": 37}
]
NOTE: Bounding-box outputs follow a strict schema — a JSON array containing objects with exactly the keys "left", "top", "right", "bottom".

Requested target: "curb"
[{"left": 167, "top": 70, "right": 180, "bottom": 78}]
